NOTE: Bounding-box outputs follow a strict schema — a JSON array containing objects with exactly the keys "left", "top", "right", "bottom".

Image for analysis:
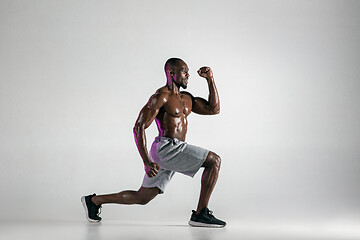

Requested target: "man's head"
[{"left": 164, "top": 58, "right": 190, "bottom": 89}]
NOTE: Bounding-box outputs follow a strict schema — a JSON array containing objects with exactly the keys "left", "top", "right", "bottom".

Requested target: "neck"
[{"left": 167, "top": 81, "right": 180, "bottom": 95}]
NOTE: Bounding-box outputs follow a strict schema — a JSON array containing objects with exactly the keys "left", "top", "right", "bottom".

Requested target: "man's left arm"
[{"left": 191, "top": 67, "right": 220, "bottom": 115}]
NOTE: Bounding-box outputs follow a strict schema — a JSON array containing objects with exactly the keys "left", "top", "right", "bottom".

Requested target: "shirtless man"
[{"left": 81, "top": 58, "right": 226, "bottom": 228}]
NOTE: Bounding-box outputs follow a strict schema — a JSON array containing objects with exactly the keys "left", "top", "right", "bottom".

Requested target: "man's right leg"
[{"left": 92, "top": 187, "right": 159, "bottom": 206}]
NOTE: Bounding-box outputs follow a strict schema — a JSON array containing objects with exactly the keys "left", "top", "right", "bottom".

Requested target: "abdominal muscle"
[{"left": 155, "top": 113, "right": 188, "bottom": 142}]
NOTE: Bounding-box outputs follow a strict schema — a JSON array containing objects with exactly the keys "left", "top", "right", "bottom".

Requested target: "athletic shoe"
[
  {"left": 81, "top": 193, "right": 102, "bottom": 222},
  {"left": 188, "top": 207, "right": 226, "bottom": 228}
]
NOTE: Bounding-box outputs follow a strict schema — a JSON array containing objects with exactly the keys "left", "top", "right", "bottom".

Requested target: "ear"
[{"left": 168, "top": 69, "right": 174, "bottom": 76}]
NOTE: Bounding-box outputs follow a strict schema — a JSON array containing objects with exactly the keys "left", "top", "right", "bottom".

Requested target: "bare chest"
[{"left": 163, "top": 94, "right": 192, "bottom": 117}]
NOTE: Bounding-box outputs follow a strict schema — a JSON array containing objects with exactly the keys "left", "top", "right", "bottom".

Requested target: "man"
[{"left": 81, "top": 58, "right": 226, "bottom": 228}]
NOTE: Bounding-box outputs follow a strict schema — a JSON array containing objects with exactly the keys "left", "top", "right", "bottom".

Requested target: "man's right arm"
[{"left": 133, "top": 92, "right": 168, "bottom": 177}]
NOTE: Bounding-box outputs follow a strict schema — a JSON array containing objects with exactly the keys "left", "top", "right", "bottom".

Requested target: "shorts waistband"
[{"left": 155, "top": 136, "right": 184, "bottom": 143}]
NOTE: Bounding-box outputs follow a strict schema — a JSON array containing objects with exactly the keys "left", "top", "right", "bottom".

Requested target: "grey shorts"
[{"left": 141, "top": 136, "right": 209, "bottom": 194}]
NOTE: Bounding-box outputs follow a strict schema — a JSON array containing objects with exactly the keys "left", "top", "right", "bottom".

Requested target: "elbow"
[
  {"left": 133, "top": 123, "right": 144, "bottom": 136},
  {"left": 208, "top": 102, "right": 220, "bottom": 115},
  {"left": 210, "top": 106, "right": 220, "bottom": 115},
  {"left": 212, "top": 109, "right": 220, "bottom": 115}
]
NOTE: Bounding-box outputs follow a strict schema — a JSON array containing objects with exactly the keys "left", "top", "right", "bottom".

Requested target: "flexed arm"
[
  {"left": 191, "top": 67, "right": 220, "bottom": 115},
  {"left": 133, "top": 92, "right": 168, "bottom": 177}
]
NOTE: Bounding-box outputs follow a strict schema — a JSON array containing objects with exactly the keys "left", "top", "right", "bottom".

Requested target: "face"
[{"left": 171, "top": 61, "right": 190, "bottom": 89}]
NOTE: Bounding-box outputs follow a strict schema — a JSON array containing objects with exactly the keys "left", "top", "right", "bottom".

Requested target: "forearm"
[
  {"left": 133, "top": 126, "right": 152, "bottom": 165},
  {"left": 206, "top": 77, "right": 220, "bottom": 114}
]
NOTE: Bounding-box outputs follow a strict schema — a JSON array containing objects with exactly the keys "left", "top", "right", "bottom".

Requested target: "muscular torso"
[{"left": 155, "top": 87, "right": 192, "bottom": 141}]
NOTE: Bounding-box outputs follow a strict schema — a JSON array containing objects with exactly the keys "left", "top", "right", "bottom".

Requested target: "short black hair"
[{"left": 164, "top": 58, "right": 183, "bottom": 72}]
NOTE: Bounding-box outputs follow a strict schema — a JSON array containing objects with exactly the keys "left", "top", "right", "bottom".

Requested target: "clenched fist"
[{"left": 197, "top": 66, "right": 213, "bottom": 79}]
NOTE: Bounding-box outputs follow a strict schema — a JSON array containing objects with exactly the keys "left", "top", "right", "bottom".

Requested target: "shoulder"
[
  {"left": 146, "top": 87, "right": 170, "bottom": 107},
  {"left": 180, "top": 91, "right": 194, "bottom": 103},
  {"left": 180, "top": 91, "right": 194, "bottom": 99}
]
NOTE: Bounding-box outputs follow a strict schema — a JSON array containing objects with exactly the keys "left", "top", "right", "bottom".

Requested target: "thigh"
[
  {"left": 159, "top": 143, "right": 209, "bottom": 174},
  {"left": 141, "top": 169, "right": 175, "bottom": 194}
]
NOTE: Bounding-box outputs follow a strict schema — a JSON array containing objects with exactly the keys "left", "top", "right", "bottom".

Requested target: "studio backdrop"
[{"left": 1, "top": 0, "right": 359, "bottom": 222}]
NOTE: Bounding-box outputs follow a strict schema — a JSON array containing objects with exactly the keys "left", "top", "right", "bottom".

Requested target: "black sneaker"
[
  {"left": 188, "top": 208, "right": 226, "bottom": 228},
  {"left": 81, "top": 193, "right": 102, "bottom": 222}
]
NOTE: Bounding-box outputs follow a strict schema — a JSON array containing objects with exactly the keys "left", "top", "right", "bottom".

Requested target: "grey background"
[{"left": 1, "top": 0, "right": 359, "bottom": 223}]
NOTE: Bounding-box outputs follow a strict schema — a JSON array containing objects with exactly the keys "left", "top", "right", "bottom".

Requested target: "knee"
[
  {"left": 138, "top": 197, "right": 151, "bottom": 205},
  {"left": 205, "top": 152, "right": 221, "bottom": 170},
  {"left": 213, "top": 154, "right": 221, "bottom": 170},
  {"left": 136, "top": 188, "right": 158, "bottom": 205}
]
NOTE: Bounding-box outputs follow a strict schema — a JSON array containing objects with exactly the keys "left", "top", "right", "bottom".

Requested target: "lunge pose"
[{"left": 82, "top": 58, "right": 226, "bottom": 227}]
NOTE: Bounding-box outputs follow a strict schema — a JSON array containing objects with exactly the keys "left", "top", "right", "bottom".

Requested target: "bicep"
[
  {"left": 192, "top": 96, "right": 213, "bottom": 115},
  {"left": 181, "top": 91, "right": 212, "bottom": 115}
]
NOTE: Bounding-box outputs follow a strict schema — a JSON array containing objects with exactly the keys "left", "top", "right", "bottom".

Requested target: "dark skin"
[{"left": 92, "top": 59, "right": 221, "bottom": 214}]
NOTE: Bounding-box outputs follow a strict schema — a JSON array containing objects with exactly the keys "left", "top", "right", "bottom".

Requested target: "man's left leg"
[
  {"left": 188, "top": 151, "right": 226, "bottom": 227},
  {"left": 81, "top": 187, "right": 160, "bottom": 222},
  {"left": 196, "top": 151, "right": 221, "bottom": 214}
]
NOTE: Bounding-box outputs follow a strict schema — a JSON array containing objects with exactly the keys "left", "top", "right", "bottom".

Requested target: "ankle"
[
  {"left": 195, "top": 207, "right": 206, "bottom": 215},
  {"left": 91, "top": 196, "right": 100, "bottom": 206}
]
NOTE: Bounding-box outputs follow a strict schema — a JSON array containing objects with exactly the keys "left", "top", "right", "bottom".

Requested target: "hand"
[
  {"left": 197, "top": 66, "right": 213, "bottom": 79},
  {"left": 144, "top": 162, "right": 160, "bottom": 178}
]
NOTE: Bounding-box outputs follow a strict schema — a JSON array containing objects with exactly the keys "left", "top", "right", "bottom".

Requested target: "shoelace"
[
  {"left": 97, "top": 205, "right": 102, "bottom": 216},
  {"left": 205, "top": 209, "right": 215, "bottom": 219}
]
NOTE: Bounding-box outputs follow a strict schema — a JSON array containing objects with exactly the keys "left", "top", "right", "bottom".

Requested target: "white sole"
[
  {"left": 81, "top": 196, "right": 101, "bottom": 223},
  {"left": 188, "top": 220, "right": 225, "bottom": 228}
]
